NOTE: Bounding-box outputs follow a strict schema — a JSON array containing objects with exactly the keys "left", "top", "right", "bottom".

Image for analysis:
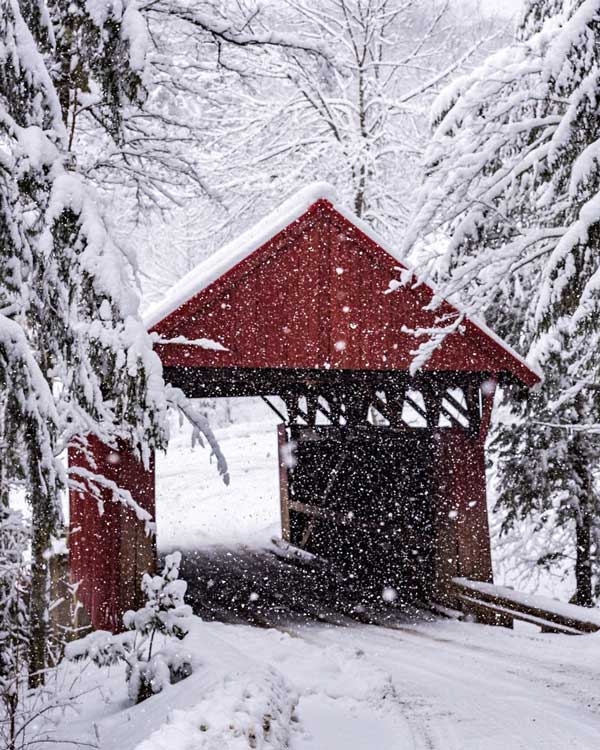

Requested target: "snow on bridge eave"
[
  {"left": 143, "top": 182, "right": 542, "bottom": 388},
  {"left": 464, "top": 316, "right": 543, "bottom": 388}
]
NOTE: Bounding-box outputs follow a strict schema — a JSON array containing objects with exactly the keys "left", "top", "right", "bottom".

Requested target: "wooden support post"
[
  {"left": 432, "top": 428, "right": 494, "bottom": 606},
  {"left": 277, "top": 424, "right": 291, "bottom": 541},
  {"left": 422, "top": 382, "right": 443, "bottom": 430},
  {"left": 383, "top": 382, "right": 407, "bottom": 428}
]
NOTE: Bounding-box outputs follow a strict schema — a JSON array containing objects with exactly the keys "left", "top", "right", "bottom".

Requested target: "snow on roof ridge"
[{"left": 143, "top": 182, "right": 340, "bottom": 330}]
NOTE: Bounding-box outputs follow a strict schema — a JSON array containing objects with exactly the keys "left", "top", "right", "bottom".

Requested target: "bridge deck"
[{"left": 168, "top": 542, "right": 437, "bottom": 628}]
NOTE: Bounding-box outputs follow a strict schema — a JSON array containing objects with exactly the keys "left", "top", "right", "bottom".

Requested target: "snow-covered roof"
[{"left": 144, "top": 182, "right": 541, "bottom": 385}]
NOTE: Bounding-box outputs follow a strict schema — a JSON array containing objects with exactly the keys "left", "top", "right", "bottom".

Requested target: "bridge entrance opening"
[{"left": 166, "top": 364, "right": 494, "bottom": 611}]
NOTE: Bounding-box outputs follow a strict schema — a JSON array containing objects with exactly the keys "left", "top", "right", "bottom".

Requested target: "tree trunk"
[
  {"left": 574, "top": 514, "right": 593, "bottom": 607},
  {"left": 572, "top": 394, "right": 594, "bottom": 608},
  {"left": 28, "top": 485, "right": 54, "bottom": 687}
]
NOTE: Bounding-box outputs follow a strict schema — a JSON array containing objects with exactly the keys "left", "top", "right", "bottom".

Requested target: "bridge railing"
[{"left": 451, "top": 577, "right": 600, "bottom": 635}]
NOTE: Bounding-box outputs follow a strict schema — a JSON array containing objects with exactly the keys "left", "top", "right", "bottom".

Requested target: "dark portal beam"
[{"left": 163, "top": 365, "right": 487, "bottom": 400}]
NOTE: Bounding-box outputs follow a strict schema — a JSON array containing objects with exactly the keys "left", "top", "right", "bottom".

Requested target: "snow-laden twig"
[
  {"left": 166, "top": 387, "right": 230, "bottom": 485},
  {"left": 150, "top": 333, "right": 228, "bottom": 351},
  {"left": 67, "top": 467, "right": 156, "bottom": 534}
]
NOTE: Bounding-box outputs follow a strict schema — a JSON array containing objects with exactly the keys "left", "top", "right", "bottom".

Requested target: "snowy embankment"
[
  {"left": 56, "top": 615, "right": 600, "bottom": 750},
  {"left": 57, "top": 618, "right": 296, "bottom": 750},
  {"left": 155, "top": 402, "right": 281, "bottom": 551}
]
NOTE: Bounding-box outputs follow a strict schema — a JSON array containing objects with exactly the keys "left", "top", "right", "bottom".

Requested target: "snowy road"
[
  {"left": 139, "top": 413, "right": 600, "bottom": 749},
  {"left": 68, "top": 614, "right": 600, "bottom": 750},
  {"left": 207, "top": 618, "right": 600, "bottom": 750}
]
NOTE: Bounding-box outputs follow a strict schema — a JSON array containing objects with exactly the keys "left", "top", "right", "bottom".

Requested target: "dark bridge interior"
[
  {"left": 288, "top": 426, "right": 435, "bottom": 604},
  {"left": 170, "top": 543, "right": 437, "bottom": 629}
]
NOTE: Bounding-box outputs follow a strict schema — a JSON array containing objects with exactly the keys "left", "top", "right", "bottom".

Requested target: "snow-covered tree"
[
  {"left": 66, "top": 551, "right": 192, "bottom": 704},
  {"left": 137, "top": 0, "right": 503, "bottom": 302},
  {"left": 276, "top": 0, "right": 497, "bottom": 232},
  {"left": 404, "top": 0, "right": 600, "bottom": 604},
  {"left": 0, "top": 506, "right": 29, "bottom": 750},
  {"left": 1, "top": 0, "right": 67, "bottom": 685},
  {"left": 122, "top": 550, "right": 192, "bottom": 703},
  {"left": 1, "top": 0, "right": 172, "bottom": 685},
  {"left": 44, "top": 0, "right": 200, "bottom": 214},
  {"left": 41, "top": 1, "right": 331, "bottom": 221}
]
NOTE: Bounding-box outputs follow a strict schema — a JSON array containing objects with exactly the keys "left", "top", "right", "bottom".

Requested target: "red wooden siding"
[
  {"left": 433, "top": 429, "right": 493, "bottom": 601},
  {"left": 69, "top": 437, "right": 155, "bottom": 632},
  {"left": 151, "top": 201, "right": 539, "bottom": 387}
]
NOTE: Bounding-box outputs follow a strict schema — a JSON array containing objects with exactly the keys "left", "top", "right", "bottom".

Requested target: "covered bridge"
[{"left": 69, "top": 184, "right": 540, "bottom": 632}]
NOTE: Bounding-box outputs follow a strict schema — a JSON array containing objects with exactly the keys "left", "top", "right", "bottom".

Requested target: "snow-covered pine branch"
[
  {"left": 0, "top": 505, "right": 29, "bottom": 749},
  {"left": 166, "top": 387, "right": 230, "bottom": 485},
  {"left": 405, "top": 0, "right": 600, "bottom": 375}
]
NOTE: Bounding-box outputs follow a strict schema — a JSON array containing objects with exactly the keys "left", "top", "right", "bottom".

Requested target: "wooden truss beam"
[{"left": 164, "top": 365, "right": 492, "bottom": 434}]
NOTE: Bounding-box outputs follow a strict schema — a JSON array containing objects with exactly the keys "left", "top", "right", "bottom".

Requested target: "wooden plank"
[
  {"left": 162, "top": 364, "right": 489, "bottom": 400},
  {"left": 430, "top": 602, "right": 463, "bottom": 620},
  {"left": 289, "top": 500, "right": 346, "bottom": 524},
  {"left": 453, "top": 578, "right": 600, "bottom": 634},
  {"left": 118, "top": 446, "right": 156, "bottom": 621},
  {"left": 289, "top": 499, "right": 407, "bottom": 535},
  {"left": 300, "top": 517, "right": 318, "bottom": 548},
  {"left": 441, "top": 389, "right": 471, "bottom": 420},
  {"left": 49, "top": 552, "right": 92, "bottom": 648},
  {"left": 68, "top": 437, "right": 156, "bottom": 633},
  {"left": 458, "top": 595, "right": 581, "bottom": 635},
  {"left": 269, "top": 537, "right": 329, "bottom": 567}
]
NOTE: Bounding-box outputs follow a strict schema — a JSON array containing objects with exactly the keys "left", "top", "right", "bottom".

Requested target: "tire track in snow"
[
  {"left": 217, "top": 619, "right": 600, "bottom": 750},
  {"left": 216, "top": 621, "right": 459, "bottom": 750},
  {"left": 216, "top": 621, "right": 418, "bottom": 748},
  {"left": 305, "top": 622, "right": 600, "bottom": 749},
  {"left": 361, "top": 621, "right": 600, "bottom": 718}
]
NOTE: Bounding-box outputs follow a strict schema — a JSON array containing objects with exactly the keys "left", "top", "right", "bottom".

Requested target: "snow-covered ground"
[
  {"left": 42, "top": 406, "right": 600, "bottom": 749},
  {"left": 55, "top": 615, "right": 600, "bottom": 750},
  {"left": 156, "top": 399, "right": 282, "bottom": 551}
]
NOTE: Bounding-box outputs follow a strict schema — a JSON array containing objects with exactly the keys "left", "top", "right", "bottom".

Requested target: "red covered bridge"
[{"left": 69, "top": 184, "right": 540, "bottom": 632}]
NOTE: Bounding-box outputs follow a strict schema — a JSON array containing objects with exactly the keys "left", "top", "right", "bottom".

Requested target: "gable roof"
[{"left": 145, "top": 183, "right": 541, "bottom": 387}]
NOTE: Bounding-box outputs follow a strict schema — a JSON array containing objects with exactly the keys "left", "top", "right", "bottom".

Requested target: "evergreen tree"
[
  {"left": 1, "top": 0, "right": 169, "bottom": 686},
  {"left": 1, "top": 0, "right": 65, "bottom": 684},
  {"left": 0, "top": 506, "right": 29, "bottom": 750},
  {"left": 47, "top": 0, "right": 147, "bottom": 147},
  {"left": 66, "top": 550, "right": 193, "bottom": 705},
  {"left": 405, "top": 0, "right": 600, "bottom": 604}
]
